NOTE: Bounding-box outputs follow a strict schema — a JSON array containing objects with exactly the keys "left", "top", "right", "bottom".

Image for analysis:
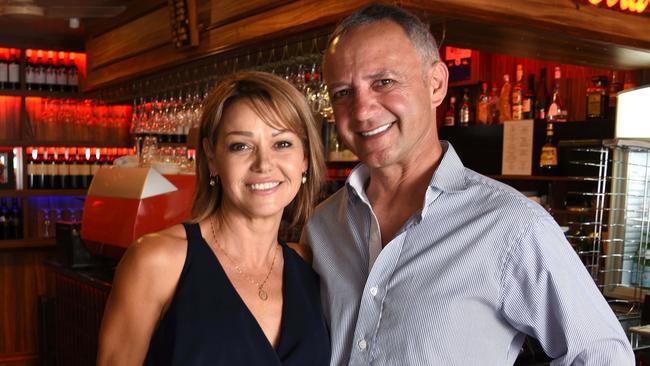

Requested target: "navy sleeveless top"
[{"left": 144, "top": 223, "right": 331, "bottom": 365}]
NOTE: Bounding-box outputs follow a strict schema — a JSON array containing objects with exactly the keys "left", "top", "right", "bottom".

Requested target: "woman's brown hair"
[{"left": 191, "top": 71, "right": 325, "bottom": 227}]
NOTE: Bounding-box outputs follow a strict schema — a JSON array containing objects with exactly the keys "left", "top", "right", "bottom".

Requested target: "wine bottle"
[
  {"left": 534, "top": 68, "right": 550, "bottom": 120},
  {"left": 539, "top": 122, "right": 558, "bottom": 175}
]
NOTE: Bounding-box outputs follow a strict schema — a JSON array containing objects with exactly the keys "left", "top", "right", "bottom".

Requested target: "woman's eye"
[
  {"left": 228, "top": 143, "right": 250, "bottom": 152},
  {"left": 275, "top": 140, "right": 293, "bottom": 149}
]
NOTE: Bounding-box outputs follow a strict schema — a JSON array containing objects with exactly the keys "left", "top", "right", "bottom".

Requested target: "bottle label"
[
  {"left": 8, "top": 63, "right": 19, "bottom": 83},
  {"left": 69, "top": 164, "right": 79, "bottom": 176},
  {"left": 79, "top": 163, "right": 91, "bottom": 176},
  {"left": 512, "top": 105, "right": 523, "bottom": 120},
  {"left": 540, "top": 146, "right": 558, "bottom": 167},
  {"left": 522, "top": 99, "right": 532, "bottom": 113},
  {"left": 36, "top": 67, "right": 46, "bottom": 84},
  {"left": 27, "top": 163, "right": 36, "bottom": 175},
  {"left": 46, "top": 68, "right": 56, "bottom": 85},
  {"left": 443, "top": 115, "right": 455, "bottom": 127},
  {"left": 36, "top": 163, "right": 46, "bottom": 176},
  {"left": 26, "top": 67, "right": 34, "bottom": 84},
  {"left": 9, "top": 63, "right": 20, "bottom": 83},
  {"left": 0, "top": 63, "right": 8, "bottom": 83},
  {"left": 57, "top": 164, "right": 70, "bottom": 176},
  {"left": 477, "top": 103, "right": 489, "bottom": 124},
  {"left": 46, "top": 163, "right": 58, "bottom": 176},
  {"left": 56, "top": 69, "right": 67, "bottom": 86},
  {"left": 587, "top": 94, "right": 602, "bottom": 117},
  {"left": 68, "top": 71, "right": 78, "bottom": 86}
]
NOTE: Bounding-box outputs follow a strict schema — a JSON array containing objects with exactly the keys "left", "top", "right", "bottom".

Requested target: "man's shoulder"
[
  {"left": 312, "top": 185, "right": 350, "bottom": 218},
  {"left": 462, "top": 168, "right": 551, "bottom": 220}
]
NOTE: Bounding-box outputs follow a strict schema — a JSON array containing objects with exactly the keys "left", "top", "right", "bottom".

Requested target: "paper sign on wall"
[{"left": 502, "top": 119, "right": 534, "bottom": 175}]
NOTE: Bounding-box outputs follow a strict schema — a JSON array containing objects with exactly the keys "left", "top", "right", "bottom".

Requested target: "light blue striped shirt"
[{"left": 302, "top": 142, "right": 634, "bottom": 365}]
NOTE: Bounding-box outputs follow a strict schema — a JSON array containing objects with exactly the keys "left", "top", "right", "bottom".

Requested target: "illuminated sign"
[{"left": 587, "top": 0, "right": 649, "bottom": 14}]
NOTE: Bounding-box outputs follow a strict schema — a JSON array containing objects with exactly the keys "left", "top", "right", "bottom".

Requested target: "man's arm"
[{"left": 499, "top": 215, "right": 635, "bottom": 365}]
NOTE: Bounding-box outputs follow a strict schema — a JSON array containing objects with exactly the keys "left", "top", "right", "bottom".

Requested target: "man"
[{"left": 301, "top": 3, "right": 635, "bottom": 365}]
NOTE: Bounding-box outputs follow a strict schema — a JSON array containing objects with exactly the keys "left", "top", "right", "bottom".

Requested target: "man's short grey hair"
[{"left": 326, "top": 3, "right": 440, "bottom": 65}]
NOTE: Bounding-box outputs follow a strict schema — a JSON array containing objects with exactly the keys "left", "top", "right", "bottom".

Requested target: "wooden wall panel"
[
  {"left": 86, "top": 5, "right": 171, "bottom": 70},
  {"left": 0, "top": 250, "right": 55, "bottom": 361},
  {"left": 210, "top": 0, "right": 295, "bottom": 28},
  {"left": 403, "top": 0, "right": 650, "bottom": 50},
  {"left": 0, "top": 353, "right": 37, "bottom": 366},
  {"left": 84, "top": 0, "right": 650, "bottom": 90},
  {"left": 85, "top": 0, "right": 369, "bottom": 90}
]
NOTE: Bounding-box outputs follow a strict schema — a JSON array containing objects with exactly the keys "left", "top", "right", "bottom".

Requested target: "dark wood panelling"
[
  {"left": 0, "top": 250, "right": 56, "bottom": 358},
  {"left": 403, "top": 0, "right": 650, "bottom": 50},
  {"left": 209, "top": 0, "right": 295, "bottom": 28},
  {"left": 85, "top": 0, "right": 368, "bottom": 90},
  {"left": 86, "top": 6, "right": 172, "bottom": 70},
  {"left": 0, "top": 353, "right": 37, "bottom": 366}
]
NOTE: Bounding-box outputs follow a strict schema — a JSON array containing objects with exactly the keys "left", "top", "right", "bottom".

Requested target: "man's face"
[{"left": 323, "top": 20, "right": 448, "bottom": 169}]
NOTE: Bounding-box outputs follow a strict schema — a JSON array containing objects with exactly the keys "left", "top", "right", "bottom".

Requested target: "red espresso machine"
[{"left": 80, "top": 167, "right": 195, "bottom": 259}]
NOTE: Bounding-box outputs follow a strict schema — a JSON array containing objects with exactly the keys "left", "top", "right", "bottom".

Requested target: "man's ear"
[
  {"left": 202, "top": 137, "right": 217, "bottom": 175},
  {"left": 429, "top": 61, "right": 449, "bottom": 108}
]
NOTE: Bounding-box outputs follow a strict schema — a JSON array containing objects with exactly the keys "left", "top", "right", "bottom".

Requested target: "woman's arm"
[{"left": 97, "top": 229, "right": 186, "bottom": 366}]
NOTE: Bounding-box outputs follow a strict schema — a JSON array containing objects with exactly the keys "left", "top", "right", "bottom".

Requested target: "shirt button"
[
  {"left": 369, "top": 286, "right": 378, "bottom": 296},
  {"left": 358, "top": 339, "right": 367, "bottom": 350}
]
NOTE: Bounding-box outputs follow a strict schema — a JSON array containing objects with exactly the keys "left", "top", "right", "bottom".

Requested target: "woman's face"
[{"left": 207, "top": 99, "right": 308, "bottom": 221}]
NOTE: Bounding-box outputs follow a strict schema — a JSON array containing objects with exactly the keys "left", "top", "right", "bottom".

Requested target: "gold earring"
[{"left": 209, "top": 175, "right": 219, "bottom": 187}]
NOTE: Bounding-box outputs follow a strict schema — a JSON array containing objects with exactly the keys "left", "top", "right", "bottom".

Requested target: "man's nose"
[{"left": 352, "top": 90, "right": 375, "bottom": 122}]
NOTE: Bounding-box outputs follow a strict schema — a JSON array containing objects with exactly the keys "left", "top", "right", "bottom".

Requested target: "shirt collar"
[{"left": 345, "top": 141, "right": 467, "bottom": 202}]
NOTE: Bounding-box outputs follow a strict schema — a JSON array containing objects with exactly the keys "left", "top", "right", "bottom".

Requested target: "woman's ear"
[{"left": 202, "top": 137, "right": 217, "bottom": 175}]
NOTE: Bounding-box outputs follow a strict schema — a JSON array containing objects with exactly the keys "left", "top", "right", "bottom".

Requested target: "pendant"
[{"left": 258, "top": 288, "right": 268, "bottom": 301}]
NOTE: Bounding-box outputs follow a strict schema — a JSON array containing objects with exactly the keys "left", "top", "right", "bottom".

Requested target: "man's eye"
[
  {"left": 332, "top": 89, "right": 351, "bottom": 100},
  {"left": 275, "top": 141, "right": 293, "bottom": 149},
  {"left": 228, "top": 143, "right": 250, "bottom": 152},
  {"left": 376, "top": 79, "right": 394, "bottom": 88}
]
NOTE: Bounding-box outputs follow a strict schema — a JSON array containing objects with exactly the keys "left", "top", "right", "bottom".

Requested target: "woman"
[{"left": 97, "top": 71, "right": 329, "bottom": 365}]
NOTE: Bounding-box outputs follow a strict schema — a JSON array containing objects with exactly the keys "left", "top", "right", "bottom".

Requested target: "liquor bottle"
[
  {"left": 444, "top": 96, "right": 456, "bottom": 127},
  {"left": 9, "top": 198, "right": 22, "bottom": 240},
  {"left": 522, "top": 74, "right": 535, "bottom": 119},
  {"left": 608, "top": 71, "right": 623, "bottom": 117},
  {"left": 46, "top": 148, "right": 57, "bottom": 189},
  {"left": 27, "top": 147, "right": 37, "bottom": 189},
  {"left": 8, "top": 49, "right": 20, "bottom": 89},
  {"left": 488, "top": 83, "right": 500, "bottom": 124},
  {"left": 37, "top": 147, "right": 46, "bottom": 189},
  {"left": 0, "top": 51, "right": 7, "bottom": 90},
  {"left": 45, "top": 51, "right": 57, "bottom": 92},
  {"left": 547, "top": 66, "right": 568, "bottom": 123},
  {"left": 25, "top": 49, "right": 36, "bottom": 90},
  {"left": 534, "top": 68, "right": 550, "bottom": 120},
  {"left": 476, "top": 82, "right": 489, "bottom": 124},
  {"left": 56, "top": 52, "right": 68, "bottom": 92},
  {"left": 35, "top": 50, "right": 46, "bottom": 91},
  {"left": 62, "top": 147, "right": 72, "bottom": 188},
  {"left": 586, "top": 76, "right": 608, "bottom": 120},
  {"left": 86, "top": 148, "right": 98, "bottom": 187},
  {"left": 56, "top": 147, "right": 69, "bottom": 189},
  {"left": 499, "top": 74, "right": 512, "bottom": 123},
  {"left": 0, "top": 199, "right": 8, "bottom": 240},
  {"left": 69, "top": 147, "right": 81, "bottom": 189},
  {"left": 539, "top": 122, "right": 558, "bottom": 175},
  {"left": 68, "top": 52, "right": 79, "bottom": 93},
  {"left": 459, "top": 89, "right": 470, "bottom": 127},
  {"left": 511, "top": 64, "right": 524, "bottom": 120}
]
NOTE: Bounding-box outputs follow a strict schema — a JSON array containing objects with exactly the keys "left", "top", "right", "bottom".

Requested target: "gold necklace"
[{"left": 209, "top": 216, "right": 279, "bottom": 301}]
